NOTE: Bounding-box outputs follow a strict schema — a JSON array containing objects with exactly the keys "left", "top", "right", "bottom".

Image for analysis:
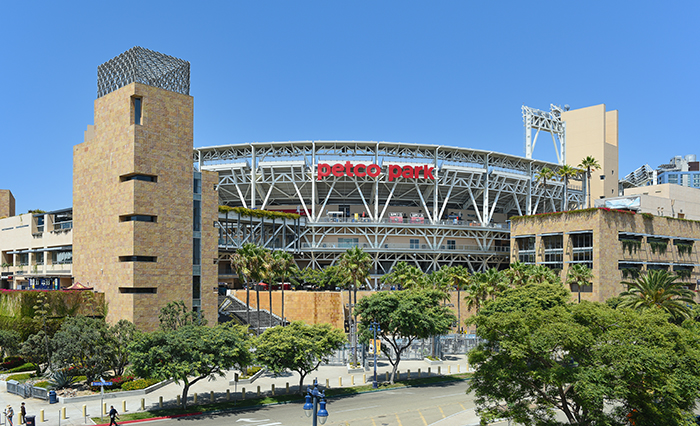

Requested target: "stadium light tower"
[{"left": 522, "top": 104, "right": 568, "bottom": 165}]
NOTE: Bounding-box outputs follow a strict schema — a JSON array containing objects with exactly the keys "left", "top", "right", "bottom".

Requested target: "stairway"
[{"left": 218, "top": 293, "right": 286, "bottom": 332}]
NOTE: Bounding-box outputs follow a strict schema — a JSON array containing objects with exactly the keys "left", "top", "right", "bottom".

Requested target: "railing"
[
  {"left": 299, "top": 242, "right": 509, "bottom": 252},
  {"left": 53, "top": 221, "right": 73, "bottom": 231},
  {"left": 6, "top": 380, "right": 48, "bottom": 400},
  {"left": 312, "top": 217, "right": 510, "bottom": 229}
]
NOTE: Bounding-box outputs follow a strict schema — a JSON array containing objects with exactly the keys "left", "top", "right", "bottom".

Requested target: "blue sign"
[{"left": 91, "top": 381, "right": 112, "bottom": 386}]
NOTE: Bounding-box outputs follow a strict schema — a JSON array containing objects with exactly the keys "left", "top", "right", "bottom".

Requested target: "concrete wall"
[
  {"left": 0, "top": 190, "right": 15, "bottom": 218},
  {"left": 622, "top": 184, "right": 700, "bottom": 220}
]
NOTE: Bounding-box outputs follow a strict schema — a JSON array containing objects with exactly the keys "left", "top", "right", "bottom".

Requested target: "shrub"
[
  {"left": 49, "top": 369, "right": 78, "bottom": 389},
  {"left": 121, "top": 378, "right": 159, "bottom": 391},
  {"left": 7, "top": 362, "right": 36, "bottom": 373},
  {"left": 89, "top": 375, "right": 135, "bottom": 392},
  {"left": 1, "top": 356, "right": 25, "bottom": 370}
]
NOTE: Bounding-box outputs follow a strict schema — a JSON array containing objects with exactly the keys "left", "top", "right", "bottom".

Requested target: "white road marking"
[
  {"left": 430, "top": 392, "right": 467, "bottom": 399},
  {"left": 237, "top": 419, "right": 271, "bottom": 423},
  {"left": 334, "top": 404, "right": 381, "bottom": 413}
]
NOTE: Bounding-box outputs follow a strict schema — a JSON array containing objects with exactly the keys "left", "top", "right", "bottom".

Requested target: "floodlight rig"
[{"left": 522, "top": 104, "right": 568, "bottom": 165}]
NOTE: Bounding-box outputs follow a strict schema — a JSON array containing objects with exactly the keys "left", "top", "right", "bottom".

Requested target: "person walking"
[
  {"left": 6, "top": 405, "right": 14, "bottom": 426},
  {"left": 19, "top": 403, "right": 25, "bottom": 425},
  {"left": 108, "top": 405, "right": 119, "bottom": 426}
]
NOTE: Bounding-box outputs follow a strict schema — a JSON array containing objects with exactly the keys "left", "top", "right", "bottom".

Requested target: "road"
[{"left": 146, "top": 380, "right": 486, "bottom": 426}]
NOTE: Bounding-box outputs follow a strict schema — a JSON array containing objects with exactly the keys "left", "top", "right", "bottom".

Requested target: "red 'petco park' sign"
[{"left": 317, "top": 162, "right": 435, "bottom": 181}]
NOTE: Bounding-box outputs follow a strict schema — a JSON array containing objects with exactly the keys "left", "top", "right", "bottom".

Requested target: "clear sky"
[{"left": 1, "top": 1, "right": 698, "bottom": 214}]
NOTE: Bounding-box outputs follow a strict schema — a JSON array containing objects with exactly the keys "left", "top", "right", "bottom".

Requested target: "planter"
[
  {"left": 347, "top": 364, "right": 365, "bottom": 373},
  {"left": 229, "top": 367, "right": 265, "bottom": 386},
  {"left": 58, "top": 379, "right": 174, "bottom": 403},
  {"left": 424, "top": 358, "right": 443, "bottom": 365}
]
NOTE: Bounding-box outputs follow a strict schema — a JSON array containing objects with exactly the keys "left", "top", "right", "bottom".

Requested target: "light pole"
[
  {"left": 303, "top": 380, "right": 329, "bottom": 426},
  {"left": 369, "top": 321, "right": 380, "bottom": 388}
]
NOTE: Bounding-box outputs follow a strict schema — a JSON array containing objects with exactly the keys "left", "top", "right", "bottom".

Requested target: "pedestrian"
[
  {"left": 19, "top": 403, "right": 25, "bottom": 425},
  {"left": 108, "top": 405, "right": 119, "bottom": 426},
  {"left": 6, "top": 405, "right": 14, "bottom": 426}
]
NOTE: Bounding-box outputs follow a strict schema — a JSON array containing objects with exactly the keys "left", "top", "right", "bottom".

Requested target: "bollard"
[
  {"left": 458, "top": 364, "right": 461, "bottom": 373},
  {"left": 418, "top": 368, "right": 421, "bottom": 378},
  {"left": 408, "top": 369, "right": 411, "bottom": 380},
  {"left": 339, "top": 377, "right": 342, "bottom": 387},
  {"left": 103, "top": 403, "right": 107, "bottom": 415},
  {"left": 386, "top": 371, "right": 389, "bottom": 382},
  {"left": 82, "top": 405, "right": 87, "bottom": 418},
  {"left": 467, "top": 362, "right": 470, "bottom": 372},
  {"left": 58, "top": 410, "right": 61, "bottom": 425},
  {"left": 227, "top": 389, "right": 231, "bottom": 401},
  {"left": 286, "top": 382, "right": 290, "bottom": 394},
  {"left": 40, "top": 409, "right": 44, "bottom": 423},
  {"left": 141, "top": 398, "right": 145, "bottom": 410},
  {"left": 177, "top": 395, "right": 181, "bottom": 406},
  {"left": 448, "top": 365, "right": 451, "bottom": 374},
  {"left": 363, "top": 373, "right": 366, "bottom": 383},
  {"left": 122, "top": 400, "right": 126, "bottom": 413},
  {"left": 194, "top": 393, "right": 198, "bottom": 404},
  {"left": 62, "top": 406, "right": 66, "bottom": 419},
  {"left": 271, "top": 384, "right": 275, "bottom": 396},
  {"left": 242, "top": 387, "right": 246, "bottom": 400},
  {"left": 210, "top": 391, "right": 214, "bottom": 403},
  {"left": 257, "top": 385, "right": 261, "bottom": 396},
  {"left": 326, "top": 378, "right": 330, "bottom": 389},
  {"left": 428, "top": 367, "right": 432, "bottom": 376},
  {"left": 159, "top": 396, "right": 163, "bottom": 408},
  {"left": 437, "top": 366, "right": 441, "bottom": 375},
  {"left": 351, "top": 375, "right": 355, "bottom": 386}
]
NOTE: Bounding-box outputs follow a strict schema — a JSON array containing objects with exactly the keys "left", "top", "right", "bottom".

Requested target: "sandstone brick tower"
[{"left": 73, "top": 47, "right": 217, "bottom": 330}]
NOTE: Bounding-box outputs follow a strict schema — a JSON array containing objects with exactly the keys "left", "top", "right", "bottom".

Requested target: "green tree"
[
  {"left": 381, "top": 261, "right": 425, "bottom": 290},
  {"left": 129, "top": 323, "right": 251, "bottom": 408},
  {"left": 51, "top": 316, "right": 114, "bottom": 382},
  {"left": 566, "top": 264, "right": 593, "bottom": 303},
  {"left": 254, "top": 322, "right": 346, "bottom": 392},
  {"left": 469, "top": 282, "right": 700, "bottom": 426},
  {"left": 0, "top": 329, "right": 21, "bottom": 358},
  {"left": 158, "top": 300, "right": 207, "bottom": 331},
  {"left": 442, "top": 265, "right": 471, "bottom": 331},
  {"left": 20, "top": 332, "right": 48, "bottom": 375},
  {"left": 535, "top": 167, "right": 556, "bottom": 212},
  {"left": 557, "top": 164, "right": 579, "bottom": 211},
  {"left": 337, "top": 246, "right": 372, "bottom": 365},
  {"left": 230, "top": 243, "right": 271, "bottom": 333},
  {"left": 578, "top": 156, "right": 601, "bottom": 208},
  {"left": 272, "top": 250, "right": 296, "bottom": 325},
  {"left": 619, "top": 269, "right": 696, "bottom": 321},
  {"left": 108, "top": 320, "right": 140, "bottom": 376},
  {"left": 355, "top": 289, "right": 455, "bottom": 383},
  {"left": 464, "top": 268, "right": 505, "bottom": 314}
]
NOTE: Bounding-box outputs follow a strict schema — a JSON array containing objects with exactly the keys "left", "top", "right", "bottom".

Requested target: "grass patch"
[
  {"left": 91, "top": 373, "right": 472, "bottom": 423},
  {"left": 7, "top": 372, "right": 32, "bottom": 382}
]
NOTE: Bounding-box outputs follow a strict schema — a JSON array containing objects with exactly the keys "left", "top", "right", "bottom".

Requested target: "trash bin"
[
  {"left": 49, "top": 390, "right": 58, "bottom": 404},
  {"left": 25, "top": 415, "right": 36, "bottom": 426}
]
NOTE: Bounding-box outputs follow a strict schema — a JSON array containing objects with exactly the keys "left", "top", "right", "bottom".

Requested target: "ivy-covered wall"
[{"left": 0, "top": 290, "right": 105, "bottom": 319}]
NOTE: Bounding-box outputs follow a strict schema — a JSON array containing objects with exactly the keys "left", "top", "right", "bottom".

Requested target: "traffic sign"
[{"left": 91, "top": 381, "right": 112, "bottom": 386}]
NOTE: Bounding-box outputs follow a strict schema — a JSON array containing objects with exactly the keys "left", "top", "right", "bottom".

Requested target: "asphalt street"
[{"left": 143, "top": 380, "right": 485, "bottom": 426}]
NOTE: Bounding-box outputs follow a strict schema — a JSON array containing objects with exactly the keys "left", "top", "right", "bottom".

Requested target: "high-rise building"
[{"left": 72, "top": 47, "right": 218, "bottom": 330}]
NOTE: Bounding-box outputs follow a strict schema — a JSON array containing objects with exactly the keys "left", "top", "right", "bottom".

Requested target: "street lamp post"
[
  {"left": 303, "top": 380, "right": 329, "bottom": 426},
  {"left": 369, "top": 321, "right": 380, "bottom": 389}
]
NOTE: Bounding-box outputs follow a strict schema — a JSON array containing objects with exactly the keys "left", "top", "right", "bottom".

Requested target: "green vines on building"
[
  {"left": 218, "top": 206, "right": 301, "bottom": 221},
  {"left": 649, "top": 240, "right": 668, "bottom": 255},
  {"left": 677, "top": 242, "right": 694, "bottom": 256},
  {"left": 620, "top": 268, "right": 642, "bottom": 279},
  {"left": 621, "top": 239, "right": 642, "bottom": 255}
]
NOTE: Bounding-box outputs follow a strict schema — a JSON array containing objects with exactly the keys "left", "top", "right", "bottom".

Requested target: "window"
[
  {"left": 119, "top": 287, "right": 157, "bottom": 294},
  {"left": 542, "top": 235, "right": 563, "bottom": 270},
  {"left": 410, "top": 239, "right": 420, "bottom": 249},
  {"left": 120, "top": 173, "right": 157, "bottom": 183},
  {"left": 668, "top": 174, "right": 678, "bottom": 184},
  {"left": 193, "top": 238, "right": 201, "bottom": 265},
  {"left": 19, "top": 254, "right": 28, "bottom": 266},
  {"left": 516, "top": 237, "right": 536, "bottom": 264},
  {"left": 542, "top": 235, "right": 563, "bottom": 250},
  {"left": 193, "top": 276, "right": 201, "bottom": 300},
  {"left": 119, "top": 256, "right": 156, "bottom": 262},
  {"left": 52, "top": 251, "right": 72, "bottom": 264},
  {"left": 571, "top": 232, "right": 593, "bottom": 267},
  {"left": 119, "top": 215, "right": 157, "bottom": 222},
  {"left": 133, "top": 97, "right": 142, "bottom": 125},
  {"left": 193, "top": 174, "right": 202, "bottom": 194},
  {"left": 338, "top": 238, "right": 359, "bottom": 248},
  {"left": 193, "top": 200, "right": 201, "bottom": 232},
  {"left": 447, "top": 240, "right": 456, "bottom": 250}
]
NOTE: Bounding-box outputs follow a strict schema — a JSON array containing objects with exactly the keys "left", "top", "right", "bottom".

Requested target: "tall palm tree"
[
  {"left": 578, "top": 156, "right": 601, "bottom": 208},
  {"left": 229, "top": 243, "right": 264, "bottom": 330},
  {"left": 443, "top": 265, "right": 471, "bottom": 332},
  {"left": 535, "top": 167, "right": 556, "bottom": 212},
  {"left": 557, "top": 165, "right": 579, "bottom": 211},
  {"left": 566, "top": 264, "right": 593, "bottom": 303},
  {"left": 272, "top": 250, "right": 295, "bottom": 326},
  {"left": 465, "top": 268, "right": 505, "bottom": 313},
  {"left": 337, "top": 246, "right": 372, "bottom": 365},
  {"left": 382, "top": 261, "right": 425, "bottom": 290},
  {"left": 619, "top": 269, "right": 696, "bottom": 320}
]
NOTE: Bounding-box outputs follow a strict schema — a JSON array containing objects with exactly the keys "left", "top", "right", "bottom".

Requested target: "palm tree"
[
  {"left": 337, "top": 246, "right": 372, "bottom": 365},
  {"left": 272, "top": 251, "right": 295, "bottom": 326},
  {"left": 229, "top": 243, "right": 265, "bottom": 330},
  {"left": 535, "top": 167, "right": 556, "bottom": 212},
  {"left": 443, "top": 265, "right": 471, "bottom": 332},
  {"left": 382, "top": 261, "right": 425, "bottom": 290},
  {"left": 566, "top": 264, "right": 593, "bottom": 303},
  {"left": 465, "top": 268, "right": 505, "bottom": 313},
  {"left": 557, "top": 165, "right": 579, "bottom": 211},
  {"left": 619, "top": 269, "right": 696, "bottom": 320},
  {"left": 578, "top": 156, "right": 601, "bottom": 208},
  {"left": 502, "top": 261, "right": 529, "bottom": 287}
]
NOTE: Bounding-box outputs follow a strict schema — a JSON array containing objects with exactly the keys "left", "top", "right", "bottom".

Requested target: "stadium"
[{"left": 197, "top": 140, "right": 586, "bottom": 288}]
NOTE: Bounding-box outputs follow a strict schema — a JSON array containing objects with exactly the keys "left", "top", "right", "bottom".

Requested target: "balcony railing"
[
  {"left": 299, "top": 242, "right": 509, "bottom": 253},
  {"left": 311, "top": 217, "right": 510, "bottom": 229},
  {"left": 53, "top": 221, "right": 73, "bottom": 231}
]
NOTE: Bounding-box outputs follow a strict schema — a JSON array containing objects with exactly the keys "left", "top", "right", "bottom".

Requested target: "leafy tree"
[
  {"left": 578, "top": 156, "right": 601, "bottom": 208},
  {"left": 108, "top": 320, "right": 140, "bottom": 376},
  {"left": 468, "top": 282, "right": 700, "bottom": 425},
  {"left": 51, "top": 316, "right": 114, "bottom": 382},
  {"left": 0, "top": 329, "right": 21, "bottom": 358},
  {"left": 566, "top": 264, "right": 593, "bottom": 303},
  {"left": 355, "top": 289, "right": 455, "bottom": 383},
  {"left": 254, "top": 322, "right": 346, "bottom": 392},
  {"left": 381, "top": 261, "right": 425, "bottom": 290},
  {"left": 158, "top": 300, "right": 207, "bottom": 331},
  {"left": 20, "top": 331, "right": 49, "bottom": 375},
  {"left": 619, "top": 269, "right": 696, "bottom": 321},
  {"left": 337, "top": 247, "right": 372, "bottom": 364},
  {"left": 33, "top": 291, "right": 53, "bottom": 373},
  {"left": 129, "top": 323, "right": 251, "bottom": 408}
]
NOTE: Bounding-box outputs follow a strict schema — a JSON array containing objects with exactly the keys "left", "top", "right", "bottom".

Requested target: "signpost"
[{"left": 91, "top": 378, "right": 112, "bottom": 421}]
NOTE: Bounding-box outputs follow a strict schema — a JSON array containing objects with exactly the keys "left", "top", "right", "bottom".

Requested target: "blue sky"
[{"left": 1, "top": 1, "right": 698, "bottom": 214}]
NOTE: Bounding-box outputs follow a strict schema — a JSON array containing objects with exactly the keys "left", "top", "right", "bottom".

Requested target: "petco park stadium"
[{"left": 196, "top": 140, "right": 585, "bottom": 287}]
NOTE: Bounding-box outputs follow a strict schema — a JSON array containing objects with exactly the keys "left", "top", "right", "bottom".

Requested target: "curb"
[{"left": 92, "top": 412, "right": 202, "bottom": 425}]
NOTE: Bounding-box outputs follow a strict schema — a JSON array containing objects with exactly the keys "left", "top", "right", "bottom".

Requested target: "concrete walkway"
[{"left": 0, "top": 355, "right": 482, "bottom": 426}]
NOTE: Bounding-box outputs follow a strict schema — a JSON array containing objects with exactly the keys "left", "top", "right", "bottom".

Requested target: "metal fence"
[
  {"left": 324, "top": 334, "right": 483, "bottom": 366},
  {"left": 6, "top": 380, "right": 48, "bottom": 400}
]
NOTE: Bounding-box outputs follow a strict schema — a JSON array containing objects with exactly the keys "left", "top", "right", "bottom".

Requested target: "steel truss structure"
[
  {"left": 522, "top": 104, "right": 567, "bottom": 165},
  {"left": 97, "top": 46, "right": 190, "bottom": 98},
  {"left": 199, "top": 141, "right": 584, "bottom": 283}
]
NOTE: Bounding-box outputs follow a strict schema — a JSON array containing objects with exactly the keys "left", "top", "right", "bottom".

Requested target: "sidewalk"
[{"left": 0, "top": 356, "right": 475, "bottom": 426}]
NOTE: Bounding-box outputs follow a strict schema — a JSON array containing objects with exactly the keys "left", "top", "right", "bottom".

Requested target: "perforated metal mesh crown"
[{"left": 97, "top": 47, "right": 190, "bottom": 98}]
